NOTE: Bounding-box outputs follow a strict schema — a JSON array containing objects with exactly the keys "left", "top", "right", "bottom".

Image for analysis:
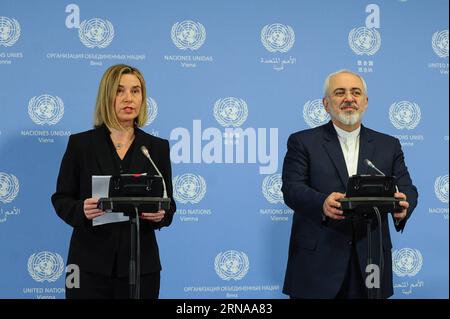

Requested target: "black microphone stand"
[
  {"left": 98, "top": 197, "right": 170, "bottom": 299},
  {"left": 365, "top": 214, "right": 374, "bottom": 299}
]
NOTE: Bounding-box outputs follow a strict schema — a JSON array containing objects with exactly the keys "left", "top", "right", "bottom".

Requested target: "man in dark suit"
[
  {"left": 281, "top": 70, "right": 418, "bottom": 299},
  {"left": 52, "top": 64, "right": 176, "bottom": 299}
]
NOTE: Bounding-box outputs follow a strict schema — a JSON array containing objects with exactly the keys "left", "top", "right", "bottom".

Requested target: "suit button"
[{"left": 348, "top": 241, "right": 352, "bottom": 245}]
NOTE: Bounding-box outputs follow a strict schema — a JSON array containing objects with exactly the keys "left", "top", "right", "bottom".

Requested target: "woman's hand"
[
  {"left": 140, "top": 210, "right": 165, "bottom": 223},
  {"left": 83, "top": 198, "right": 105, "bottom": 220}
]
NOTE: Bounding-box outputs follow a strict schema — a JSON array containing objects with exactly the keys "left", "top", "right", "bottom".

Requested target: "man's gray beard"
[{"left": 329, "top": 108, "right": 365, "bottom": 126}]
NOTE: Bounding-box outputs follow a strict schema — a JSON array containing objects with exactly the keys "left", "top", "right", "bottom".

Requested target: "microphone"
[
  {"left": 364, "top": 158, "right": 399, "bottom": 193},
  {"left": 140, "top": 145, "right": 168, "bottom": 199},
  {"left": 364, "top": 159, "right": 385, "bottom": 176},
  {"left": 364, "top": 159, "right": 403, "bottom": 227}
]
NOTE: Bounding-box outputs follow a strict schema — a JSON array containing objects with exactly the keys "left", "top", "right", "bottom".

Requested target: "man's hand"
[
  {"left": 323, "top": 192, "right": 346, "bottom": 220},
  {"left": 394, "top": 192, "right": 409, "bottom": 222}
]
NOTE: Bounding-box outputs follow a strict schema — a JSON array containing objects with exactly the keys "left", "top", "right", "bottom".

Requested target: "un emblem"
[
  {"left": 213, "top": 97, "right": 248, "bottom": 127},
  {"left": 171, "top": 20, "right": 206, "bottom": 51},
  {"left": 28, "top": 94, "right": 64, "bottom": 125},
  {"left": 261, "top": 23, "right": 295, "bottom": 53},
  {"left": 434, "top": 174, "right": 449, "bottom": 203},
  {"left": 303, "top": 99, "right": 330, "bottom": 128},
  {"left": 173, "top": 174, "right": 206, "bottom": 204},
  {"left": 392, "top": 248, "right": 423, "bottom": 277},
  {"left": 262, "top": 174, "right": 284, "bottom": 204},
  {"left": 432, "top": 30, "right": 449, "bottom": 58},
  {"left": 389, "top": 101, "right": 421, "bottom": 130},
  {"left": 348, "top": 27, "right": 381, "bottom": 55},
  {"left": 79, "top": 18, "right": 114, "bottom": 48},
  {"left": 146, "top": 97, "right": 158, "bottom": 126},
  {"left": 0, "top": 172, "right": 19, "bottom": 204},
  {"left": 214, "top": 250, "right": 249, "bottom": 281},
  {"left": 27, "top": 251, "right": 65, "bottom": 283},
  {"left": 0, "top": 16, "right": 21, "bottom": 47}
]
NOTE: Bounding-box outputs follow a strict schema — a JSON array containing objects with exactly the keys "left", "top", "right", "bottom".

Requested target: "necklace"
[{"left": 114, "top": 135, "right": 134, "bottom": 150}]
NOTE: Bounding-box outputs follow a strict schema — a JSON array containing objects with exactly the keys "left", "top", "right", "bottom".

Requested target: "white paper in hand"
[{"left": 91, "top": 175, "right": 129, "bottom": 226}]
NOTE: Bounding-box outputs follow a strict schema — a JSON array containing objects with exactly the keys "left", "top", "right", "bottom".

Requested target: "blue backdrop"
[{"left": 0, "top": 0, "right": 448, "bottom": 299}]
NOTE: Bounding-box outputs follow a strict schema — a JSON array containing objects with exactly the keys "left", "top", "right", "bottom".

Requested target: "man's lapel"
[
  {"left": 322, "top": 121, "right": 349, "bottom": 188},
  {"left": 357, "top": 125, "right": 375, "bottom": 175}
]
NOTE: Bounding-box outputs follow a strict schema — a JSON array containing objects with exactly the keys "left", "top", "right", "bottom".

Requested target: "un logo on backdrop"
[
  {"left": 146, "top": 97, "right": 158, "bottom": 126},
  {"left": 0, "top": 172, "right": 19, "bottom": 204},
  {"left": 303, "top": 99, "right": 330, "bottom": 128},
  {"left": 27, "top": 251, "right": 65, "bottom": 283},
  {"left": 389, "top": 101, "right": 421, "bottom": 130},
  {"left": 262, "top": 174, "right": 284, "bottom": 204},
  {"left": 173, "top": 174, "right": 206, "bottom": 204},
  {"left": 79, "top": 18, "right": 114, "bottom": 48},
  {"left": 0, "top": 16, "right": 21, "bottom": 47},
  {"left": 171, "top": 20, "right": 206, "bottom": 51},
  {"left": 214, "top": 250, "right": 249, "bottom": 281},
  {"left": 434, "top": 174, "right": 449, "bottom": 203},
  {"left": 432, "top": 30, "right": 449, "bottom": 58},
  {"left": 214, "top": 97, "right": 248, "bottom": 127},
  {"left": 348, "top": 27, "right": 381, "bottom": 55},
  {"left": 261, "top": 23, "right": 295, "bottom": 53},
  {"left": 28, "top": 94, "right": 64, "bottom": 125},
  {"left": 392, "top": 248, "right": 423, "bottom": 277}
]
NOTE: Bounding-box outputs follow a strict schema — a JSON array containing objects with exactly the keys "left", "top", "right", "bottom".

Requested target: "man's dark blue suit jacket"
[{"left": 281, "top": 121, "right": 418, "bottom": 298}]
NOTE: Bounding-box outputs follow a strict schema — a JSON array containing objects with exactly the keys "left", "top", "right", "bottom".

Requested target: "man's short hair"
[{"left": 323, "top": 69, "right": 368, "bottom": 97}]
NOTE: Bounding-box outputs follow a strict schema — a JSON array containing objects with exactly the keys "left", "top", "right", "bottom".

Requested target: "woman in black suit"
[{"left": 52, "top": 64, "right": 176, "bottom": 299}]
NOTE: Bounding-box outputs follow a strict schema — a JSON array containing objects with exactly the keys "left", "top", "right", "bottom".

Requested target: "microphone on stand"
[
  {"left": 140, "top": 145, "right": 168, "bottom": 199},
  {"left": 364, "top": 159, "right": 385, "bottom": 176},
  {"left": 364, "top": 158, "right": 399, "bottom": 193},
  {"left": 364, "top": 158, "right": 402, "bottom": 223}
]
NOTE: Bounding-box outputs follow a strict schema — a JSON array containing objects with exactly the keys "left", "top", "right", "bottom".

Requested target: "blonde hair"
[{"left": 94, "top": 64, "right": 148, "bottom": 130}]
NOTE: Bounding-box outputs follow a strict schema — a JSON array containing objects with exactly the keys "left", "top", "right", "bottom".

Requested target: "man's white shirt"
[{"left": 334, "top": 124, "right": 361, "bottom": 177}]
